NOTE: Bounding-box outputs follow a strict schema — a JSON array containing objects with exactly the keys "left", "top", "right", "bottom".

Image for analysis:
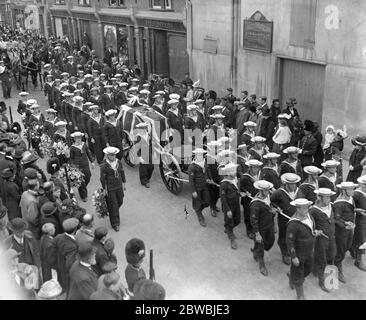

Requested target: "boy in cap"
[
  {"left": 271, "top": 173, "right": 301, "bottom": 265},
  {"left": 220, "top": 163, "right": 241, "bottom": 249},
  {"left": 310, "top": 188, "right": 337, "bottom": 292},
  {"left": 260, "top": 152, "right": 281, "bottom": 189},
  {"left": 286, "top": 198, "right": 317, "bottom": 300},
  {"left": 54, "top": 217, "right": 79, "bottom": 294},
  {"left": 250, "top": 180, "right": 275, "bottom": 276},
  {"left": 333, "top": 181, "right": 358, "bottom": 283},
  {"left": 125, "top": 238, "right": 147, "bottom": 294},
  {"left": 351, "top": 176, "right": 366, "bottom": 271},
  {"left": 188, "top": 148, "right": 211, "bottom": 227},
  {"left": 240, "top": 159, "right": 262, "bottom": 239}
]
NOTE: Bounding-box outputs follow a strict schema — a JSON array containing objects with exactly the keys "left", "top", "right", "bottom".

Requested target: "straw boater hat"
[
  {"left": 218, "top": 149, "right": 235, "bottom": 157},
  {"left": 61, "top": 72, "right": 69, "bottom": 77},
  {"left": 263, "top": 152, "right": 280, "bottom": 160},
  {"left": 321, "top": 160, "right": 340, "bottom": 168},
  {"left": 278, "top": 113, "right": 291, "bottom": 120},
  {"left": 187, "top": 104, "right": 197, "bottom": 111},
  {"left": 19, "top": 92, "right": 29, "bottom": 97},
  {"left": 245, "top": 159, "right": 263, "bottom": 167},
  {"left": 244, "top": 121, "right": 257, "bottom": 127},
  {"left": 167, "top": 99, "right": 179, "bottom": 105},
  {"left": 290, "top": 198, "right": 312, "bottom": 207},
  {"left": 314, "top": 188, "right": 336, "bottom": 196},
  {"left": 357, "top": 175, "right": 366, "bottom": 184},
  {"left": 220, "top": 162, "right": 239, "bottom": 175},
  {"left": 336, "top": 181, "right": 358, "bottom": 189},
  {"left": 283, "top": 146, "right": 300, "bottom": 154},
  {"left": 303, "top": 165, "right": 322, "bottom": 175},
  {"left": 71, "top": 131, "right": 84, "bottom": 138},
  {"left": 254, "top": 180, "right": 273, "bottom": 190},
  {"left": 212, "top": 105, "right": 224, "bottom": 111},
  {"left": 207, "top": 141, "right": 222, "bottom": 149},
  {"left": 128, "top": 87, "right": 139, "bottom": 92},
  {"left": 281, "top": 173, "right": 301, "bottom": 184},
  {"left": 237, "top": 144, "right": 247, "bottom": 150},
  {"left": 169, "top": 93, "right": 180, "bottom": 100},
  {"left": 63, "top": 92, "right": 74, "bottom": 97},
  {"left": 27, "top": 99, "right": 37, "bottom": 106},
  {"left": 105, "top": 109, "right": 117, "bottom": 117},
  {"left": 89, "top": 105, "right": 99, "bottom": 110},
  {"left": 115, "top": 74, "right": 122, "bottom": 78},
  {"left": 194, "top": 99, "right": 204, "bottom": 105},
  {"left": 103, "top": 146, "right": 120, "bottom": 155},
  {"left": 46, "top": 108, "right": 57, "bottom": 114},
  {"left": 119, "top": 82, "right": 129, "bottom": 87},
  {"left": 192, "top": 148, "right": 207, "bottom": 155},
  {"left": 55, "top": 121, "right": 67, "bottom": 127},
  {"left": 251, "top": 136, "right": 266, "bottom": 143},
  {"left": 73, "top": 96, "right": 84, "bottom": 103},
  {"left": 210, "top": 113, "right": 225, "bottom": 119}
]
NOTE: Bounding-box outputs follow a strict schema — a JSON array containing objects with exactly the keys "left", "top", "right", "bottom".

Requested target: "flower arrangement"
[
  {"left": 39, "top": 134, "right": 53, "bottom": 158},
  {"left": 92, "top": 188, "right": 109, "bottom": 218},
  {"left": 58, "top": 164, "right": 85, "bottom": 189},
  {"left": 52, "top": 141, "right": 70, "bottom": 158},
  {"left": 24, "top": 127, "right": 41, "bottom": 144}
]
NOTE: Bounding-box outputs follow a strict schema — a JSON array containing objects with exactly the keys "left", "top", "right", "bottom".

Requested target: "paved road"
[{"left": 1, "top": 84, "right": 366, "bottom": 300}]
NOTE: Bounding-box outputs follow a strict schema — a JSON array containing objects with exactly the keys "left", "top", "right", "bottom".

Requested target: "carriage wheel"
[
  {"left": 122, "top": 132, "right": 137, "bottom": 167},
  {"left": 159, "top": 153, "right": 184, "bottom": 195}
]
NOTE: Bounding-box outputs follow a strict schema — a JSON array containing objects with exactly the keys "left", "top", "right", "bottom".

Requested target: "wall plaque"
[{"left": 243, "top": 10, "right": 273, "bottom": 53}]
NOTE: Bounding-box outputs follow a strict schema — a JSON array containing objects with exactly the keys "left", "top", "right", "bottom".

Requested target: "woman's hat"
[
  {"left": 351, "top": 135, "right": 366, "bottom": 146},
  {"left": 38, "top": 279, "right": 62, "bottom": 299},
  {"left": 41, "top": 202, "right": 58, "bottom": 217},
  {"left": 71, "top": 131, "right": 84, "bottom": 138},
  {"left": 283, "top": 146, "right": 300, "bottom": 154},
  {"left": 290, "top": 198, "right": 313, "bottom": 207},
  {"left": 254, "top": 180, "right": 273, "bottom": 190},
  {"left": 103, "top": 146, "right": 120, "bottom": 155},
  {"left": 22, "top": 151, "right": 39, "bottom": 165},
  {"left": 303, "top": 166, "right": 322, "bottom": 175},
  {"left": 8, "top": 218, "right": 28, "bottom": 233},
  {"left": 314, "top": 188, "right": 336, "bottom": 196},
  {"left": 336, "top": 181, "right": 358, "bottom": 189},
  {"left": 30, "top": 104, "right": 40, "bottom": 109},
  {"left": 263, "top": 152, "right": 280, "bottom": 159},
  {"left": 281, "top": 173, "right": 301, "bottom": 184},
  {"left": 321, "top": 160, "right": 340, "bottom": 168},
  {"left": 1, "top": 168, "right": 14, "bottom": 179},
  {"left": 105, "top": 109, "right": 117, "bottom": 117}
]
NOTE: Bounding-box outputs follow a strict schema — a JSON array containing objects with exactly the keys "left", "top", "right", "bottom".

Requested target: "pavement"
[{"left": 1, "top": 83, "right": 366, "bottom": 300}]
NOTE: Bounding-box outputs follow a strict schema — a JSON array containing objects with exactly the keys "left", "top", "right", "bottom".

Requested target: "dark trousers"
[
  {"left": 253, "top": 227, "right": 275, "bottom": 259},
  {"left": 106, "top": 188, "right": 124, "bottom": 227},
  {"left": 208, "top": 184, "right": 220, "bottom": 209},
  {"left": 335, "top": 227, "right": 353, "bottom": 265},
  {"left": 139, "top": 163, "right": 154, "bottom": 185},
  {"left": 192, "top": 187, "right": 210, "bottom": 212},
  {"left": 314, "top": 236, "right": 336, "bottom": 272},
  {"left": 290, "top": 255, "right": 313, "bottom": 287},
  {"left": 352, "top": 222, "right": 366, "bottom": 255},
  {"left": 78, "top": 166, "right": 91, "bottom": 200},
  {"left": 224, "top": 205, "right": 240, "bottom": 239},
  {"left": 278, "top": 216, "right": 289, "bottom": 256},
  {"left": 92, "top": 135, "right": 106, "bottom": 164},
  {"left": 1, "top": 80, "right": 11, "bottom": 98},
  {"left": 241, "top": 197, "right": 253, "bottom": 233},
  {"left": 42, "top": 263, "right": 53, "bottom": 282}
]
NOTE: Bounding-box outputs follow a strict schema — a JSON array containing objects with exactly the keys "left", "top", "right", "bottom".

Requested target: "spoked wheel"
[
  {"left": 159, "top": 152, "right": 184, "bottom": 195},
  {"left": 122, "top": 131, "right": 137, "bottom": 167}
]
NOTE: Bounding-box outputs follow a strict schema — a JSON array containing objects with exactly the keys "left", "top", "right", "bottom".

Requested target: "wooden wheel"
[
  {"left": 159, "top": 152, "right": 184, "bottom": 195},
  {"left": 122, "top": 131, "right": 137, "bottom": 167}
]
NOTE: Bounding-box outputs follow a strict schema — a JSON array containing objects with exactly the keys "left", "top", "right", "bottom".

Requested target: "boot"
[
  {"left": 258, "top": 258, "right": 268, "bottom": 276},
  {"left": 355, "top": 253, "right": 366, "bottom": 272},
  {"left": 282, "top": 255, "right": 291, "bottom": 266},
  {"left": 196, "top": 211, "right": 207, "bottom": 227},
  {"left": 250, "top": 248, "right": 258, "bottom": 262},
  {"left": 287, "top": 272, "right": 294, "bottom": 290},
  {"left": 247, "top": 229, "right": 255, "bottom": 240},
  {"left": 210, "top": 208, "right": 217, "bottom": 217},
  {"left": 318, "top": 271, "right": 330, "bottom": 293},
  {"left": 336, "top": 263, "right": 346, "bottom": 283},
  {"left": 228, "top": 231, "right": 237, "bottom": 250},
  {"left": 295, "top": 285, "right": 305, "bottom": 300},
  {"left": 349, "top": 248, "right": 356, "bottom": 259}
]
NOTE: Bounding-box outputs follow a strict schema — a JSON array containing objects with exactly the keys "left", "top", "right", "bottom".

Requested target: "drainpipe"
[
  {"left": 233, "top": 0, "right": 239, "bottom": 93},
  {"left": 186, "top": 0, "right": 193, "bottom": 78},
  {"left": 230, "top": 0, "right": 235, "bottom": 89}
]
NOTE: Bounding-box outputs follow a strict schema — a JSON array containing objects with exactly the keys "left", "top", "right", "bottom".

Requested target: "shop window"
[
  {"left": 55, "top": 0, "right": 65, "bottom": 4},
  {"left": 109, "top": 0, "right": 125, "bottom": 6},
  {"left": 78, "top": 0, "right": 91, "bottom": 6},
  {"left": 150, "top": 0, "right": 172, "bottom": 10}
]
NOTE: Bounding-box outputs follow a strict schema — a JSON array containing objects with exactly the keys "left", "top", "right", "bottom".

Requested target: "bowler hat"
[
  {"left": 133, "top": 279, "right": 166, "bottom": 300},
  {"left": 94, "top": 227, "right": 108, "bottom": 240},
  {"left": 8, "top": 218, "right": 28, "bottom": 233},
  {"left": 1, "top": 168, "right": 14, "bottom": 179},
  {"left": 125, "top": 238, "right": 145, "bottom": 265},
  {"left": 22, "top": 151, "right": 39, "bottom": 165},
  {"left": 24, "top": 168, "right": 38, "bottom": 179},
  {"left": 304, "top": 120, "right": 314, "bottom": 132},
  {"left": 41, "top": 202, "right": 58, "bottom": 217}
]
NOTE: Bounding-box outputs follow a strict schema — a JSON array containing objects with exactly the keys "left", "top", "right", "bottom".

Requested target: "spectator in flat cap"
[
  {"left": 90, "top": 270, "right": 121, "bottom": 300},
  {"left": 40, "top": 201, "right": 62, "bottom": 236},
  {"left": 125, "top": 238, "right": 147, "bottom": 293},
  {"left": 68, "top": 242, "right": 98, "bottom": 300},
  {"left": 54, "top": 217, "right": 79, "bottom": 295},
  {"left": 40, "top": 223, "right": 57, "bottom": 282},
  {"left": 75, "top": 213, "right": 95, "bottom": 247},
  {"left": 133, "top": 279, "right": 166, "bottom": 300},
  {"left": 92, "top": 226, "right": 110, "bottom": 276}
]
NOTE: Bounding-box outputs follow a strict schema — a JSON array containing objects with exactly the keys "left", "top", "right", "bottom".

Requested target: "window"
[
  {"left": 78, "top": 0, "right": 90, "bottom": 6},
  {"left": 55, "top": 0, "right": 65, "bottom": 4},
  {"left": 109, "top": 0, "right": 125, "bottom": 6},
  {"left": 150, "top": 0, "right": 172, "bottom": 10}
]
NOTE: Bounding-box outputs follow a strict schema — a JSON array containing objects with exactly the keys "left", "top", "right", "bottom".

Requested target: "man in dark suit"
[
  {"left": 104, "top": 45, "right": 114, "bottom": 68},
  {"left": 55, "top": 217, "right": 79, "bottom": 295},
  {"left": 92, "top": 226, "right": 109, "bottom": 276},
  {"left": 68, "top": 242, "right": 98, "bottom": 300},
  {"left": 299, "top": 120, "right": 318, "bottom": 168},
  {"left": 90, "top": 271, "right": 121, "bottom": 300}
]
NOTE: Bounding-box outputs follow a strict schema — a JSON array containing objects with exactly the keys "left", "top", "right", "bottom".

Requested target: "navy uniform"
[
  {"left": 309, "top": 193, "right": 336, "bottom": 292},
  {"left": 103, "top": 115, "right": 124, "bottom": 160},
  {"left": 260, "top": 166, "right": 281, "bottom": 189},
  {"left": 135, "top": 124, "right": 154, "bottom": 187},
  {"left": 352, "top": 185, "right": 366, "bottom": 271},
  {"left": 206, "top": 151, "right": 222, "bottom": 216},
  {"left": 333, "top": 185, "right": 357, "bottom": 283},
  {"left": 88, "top": 110, "right": 106, "bottom": 164},
  {"left": 286, "top": 200, "right": 315, "bottom": 300},
  {"left": 188, "top": 149, "right": 210, "bottom": 227},
  {"left": 278, "top": 148, "right": 303, "bottom": 179}
]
